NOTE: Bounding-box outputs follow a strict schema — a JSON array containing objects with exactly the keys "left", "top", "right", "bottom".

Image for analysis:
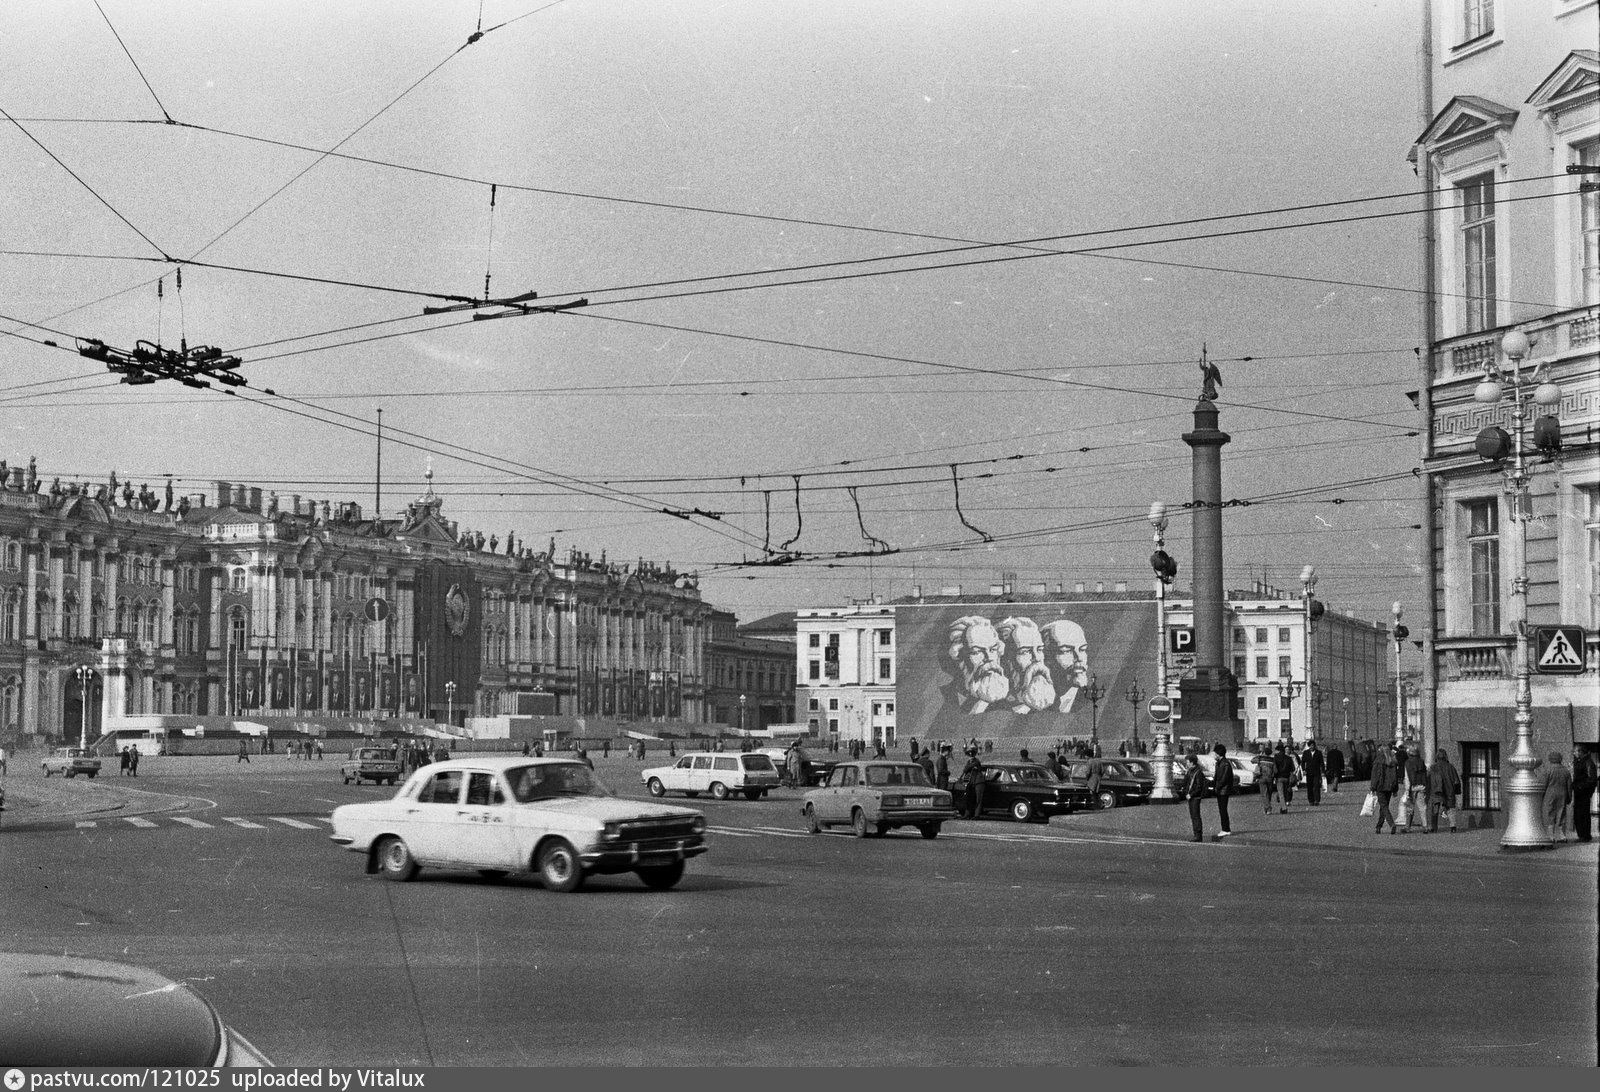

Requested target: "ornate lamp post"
[
  {"left": 444, "top": 680, "right": 456, "bottom": 729},
  {"left": 1148, "top": 501, "right": 1179, "bottom": 800},
  {"left": 1085, "top": 674, "right": 1105, "bottom": 753},
  {"left": 1342, "top": 696, "right": 1352, "bottom": 743},
  {"left": 1390, "top": 602, "right": 1410, "bottom": 745},
  {"left": 1124, "top": 682, "right": 1145, "bottom": 752},
  {"left": 1272, "top": 677, "right": 1305, "bottom": 743},
  {"left": 1475, "top": 328, "right": 1562, "bottom": 850},
  {"left": 738, "top": 693, "right": 747, "bottom": 738},
  {"left": 74, "top": 664, "right": 97, "bottom": 750}
]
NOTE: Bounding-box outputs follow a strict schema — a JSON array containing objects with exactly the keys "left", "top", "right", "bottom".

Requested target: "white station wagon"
[
  {"left": 329, "top": 756, "right": 707, "bottom": 892},
  {"left": 641, "top": 751, "right": 781, "bottom": 800}
]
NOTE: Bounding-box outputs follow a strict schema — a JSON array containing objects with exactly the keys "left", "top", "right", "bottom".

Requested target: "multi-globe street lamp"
[
  {"left": 1474, "top": 327, "right": 1563, "bottom": 850},
  {"left": 444, "top": 680, "right": 456, "bottom": 729},
  {"left": 74, "top": 664, "right": 97, "bottom": 749},
  {"left": 1084, "top": 674, "right": 1105, "bottom": 752},
  {"left": 1299, "top": 565, "right": 1322, "bottom": 742},
  {"left": 1391, "top": 602, "right": 1410, "bottom": 745},
  {"left": 1124, "top": 683, "right": 1145, "bottom": 752}
]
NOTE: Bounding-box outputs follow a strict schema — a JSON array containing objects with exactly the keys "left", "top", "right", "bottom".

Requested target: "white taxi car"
[
  {"left": 641, "top": 751, "right": 781, "bottom": 800},
  {"left": 329, "top": 756, "right": 707, "bottom": 892}
]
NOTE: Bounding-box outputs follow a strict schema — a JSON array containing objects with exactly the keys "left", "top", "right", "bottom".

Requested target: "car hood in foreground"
[{"left": 0, "top": 952, "right": 269, "bottom": 1066}]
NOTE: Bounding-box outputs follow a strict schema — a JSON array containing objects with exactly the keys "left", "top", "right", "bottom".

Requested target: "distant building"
[
  {"left": 1411, "top": 1, "right": 1598, "bottom": 807},
  {"left": 794, "top": 600, "right": 898, "bottom": 746},
  {"left": 0, "top": 465, "right": 711, "bottom": 743},
  {"left": 703, "top": 609, "right": 795, "bottom": 732}
]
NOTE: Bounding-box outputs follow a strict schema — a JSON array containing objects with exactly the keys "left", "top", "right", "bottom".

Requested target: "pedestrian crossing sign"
[{"left": 1533, "top": 627, "right": 1587, "bottom": 674}]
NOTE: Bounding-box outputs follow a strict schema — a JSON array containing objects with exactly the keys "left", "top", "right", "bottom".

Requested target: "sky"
[{"left": 2, "top": 0, "right": 1427, "bottom": 630}]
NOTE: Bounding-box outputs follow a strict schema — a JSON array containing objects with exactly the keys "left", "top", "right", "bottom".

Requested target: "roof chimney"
[
  {"left": 248, "top": 487, "right": 263, "bottom": 513},
  {"left": 215, "top": 481, "right": 232, "bottom": 509}
]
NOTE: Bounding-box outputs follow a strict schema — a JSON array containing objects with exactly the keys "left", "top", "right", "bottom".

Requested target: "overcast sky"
[{"left": 2, "top": 0, "right": 1425, "bottom": 628}]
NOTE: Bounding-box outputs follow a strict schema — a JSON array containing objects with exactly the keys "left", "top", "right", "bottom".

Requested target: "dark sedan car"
[
  {"left": 1062, "top": 758, "right": 1153, "bottom": 809},
  {"left": 950, "top": 761, "right": 1092, "bottom": 822}
]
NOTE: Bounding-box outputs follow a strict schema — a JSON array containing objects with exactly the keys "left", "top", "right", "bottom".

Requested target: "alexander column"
[{"left": 1179, "top": 355, "right": 1240, "bottom": 748}]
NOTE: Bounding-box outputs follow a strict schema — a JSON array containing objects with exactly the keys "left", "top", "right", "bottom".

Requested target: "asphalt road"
[{"left": 3, "top": 760, "right": 1594, "bottom": 1066}]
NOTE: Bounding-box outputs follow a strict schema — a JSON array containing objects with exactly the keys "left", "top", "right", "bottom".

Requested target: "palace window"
[
  {"left": 1459, "top": 0, "right": 1492, "bottom": 45},
  {"left": 1460, "top": 174, "right": 1496, "bottom": 332},
  {"left": 1466, "top": 499, "right": 1501, "bottom": 635}
]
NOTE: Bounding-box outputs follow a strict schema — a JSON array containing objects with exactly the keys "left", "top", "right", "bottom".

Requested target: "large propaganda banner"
[{"left": 895, "top": 600, "right": 1158, "bottom": 749}]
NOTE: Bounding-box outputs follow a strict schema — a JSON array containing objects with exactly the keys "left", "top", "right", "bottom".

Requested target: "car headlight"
[
  {"left": 602, "top": 822, "right": 622, "bottom": 842},
  {"left": 690, "top": 816, "right": 706, "bottom": 833}
]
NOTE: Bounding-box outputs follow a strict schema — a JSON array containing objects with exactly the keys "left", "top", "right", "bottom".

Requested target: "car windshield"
[
  {"left": 505, "top": 763, "right": 611, "bottom": 802},
  {"left": 864, "top": 764, "right": 929, "bottom": 787}
]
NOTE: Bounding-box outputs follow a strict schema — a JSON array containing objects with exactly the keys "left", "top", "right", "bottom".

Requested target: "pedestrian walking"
[
  {"left": 1370, "top": 743, "right": 1401, "bottom": 834},
  {"left": 0, "top": 743, "right": 8, "bottom": 777},
  {"left": 1181, "top": 752, "right": 1207, "bottom": 842},
  {"left": 1542, "top": 752, "right": 1572, "bottom": 843},
  {"left": 935, "top": 745, "right": 951, "bottom": 791},
  {"left": 960, "top": 748, "right": 986, "bottom": 819},
  {"left": 1273, "top": 742, "right": 1295, "bottom": 813},
  {"left": 1403, "top": 745, "right": 1429, "bottom": 831},
  {"left": 602, "top": 740, "right": 610, "bottom": 759},
  {"left": 236, "top": 738, "right": 250, "bottom": 764},
  {"left": 129, "top": 746, "right": 139, "bottom": 777},
  {"left": 314, "top": 739, "right": 324, "bottom": 761},
  {"left": 917, "top": 747, "right": 935, "bottom": 784},
  {"left": 120, "top": 746, "right": 132, "bottom": 776},
  {"left": 786, "top": 742, "right": 804, "bottom": 789},
  {"left": 1570, "top": 748, "right": 1597, "bottom": 843},
  {"left": 1210, "top": 742, "right": 1234, "bottom": 840},
  {"left": 1301, "top": 742, "right": 1324, "bottom": 807},
  {"left": 1426, "top": 748, "right": 1462, "bottom": 833},
  {"left": 1255, "top": 749, "right": 1277, "bottom": 813},
  {"left": 1325, "top": 744, "right": 1344, "bottom": 792}
]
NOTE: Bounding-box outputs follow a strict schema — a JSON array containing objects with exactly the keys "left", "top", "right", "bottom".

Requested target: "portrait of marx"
[{"left": 945, "top": 615, "right": 1009, "bottom": 714}]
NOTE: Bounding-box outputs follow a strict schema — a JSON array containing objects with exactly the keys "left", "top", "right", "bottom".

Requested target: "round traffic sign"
[
  {"left": 1147, "top": 695, "right": 1173, "bottom": 722},
  {"left": 364, "top": 597, "right": 389, "bottom": 623}
]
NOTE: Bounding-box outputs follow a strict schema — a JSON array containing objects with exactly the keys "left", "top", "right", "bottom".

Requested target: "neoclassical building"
[{"left": 0, "top": 462, "right": 711, "bottom": 744}]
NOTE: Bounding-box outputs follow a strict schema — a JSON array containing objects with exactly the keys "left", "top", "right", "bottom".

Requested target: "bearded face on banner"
[
  {"left": 1041, "top": 619, "right": 1090, "bottom": 713},
  {"left": 946, "top": 615, "right": 1009, "bottom": 713},
  {"left": 997, "top": 616, "right": 1055, "bottom": 714}
]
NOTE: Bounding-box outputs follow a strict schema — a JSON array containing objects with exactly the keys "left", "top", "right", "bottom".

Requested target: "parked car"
[
  {"left": 642, "top": 751, "right": 781, "bottom": 800},
  {"left": 801, "top": 760, "right": 954, "bottom": 838},
  {"left": 757, "top": 747, "right": 837, "bottom": 787},
  {"left": 330, "top": 757, "right": 707, "bottom": 892},
  {"left": 1190, "top": 752, "right": 1261, "bottom": 796},
  {"left": 0, "top": 952, "right": 270, "bottom": 1066},
  {"left": 1061, "top": 758, "right": 1152, "bottom": 809},
  {"left": 340, "top": 746, "right": 403, "bottom": 786},
  {"left": 41, "top": 747, "right": 101, "bottom": 779},
  {"left": 949, "top": 761, "right": 1091, "bottom": 822}
]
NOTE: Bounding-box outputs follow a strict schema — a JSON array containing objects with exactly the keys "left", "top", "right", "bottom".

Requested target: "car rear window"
[
  {"left": 864, "top": 765, "right": 929, "bottom": 786},
  {"left": 741, "top": 755, "right": 776, "bottom": 772},
  {"left": 692, "top": 756, "right": 713, "bottom": 770}
]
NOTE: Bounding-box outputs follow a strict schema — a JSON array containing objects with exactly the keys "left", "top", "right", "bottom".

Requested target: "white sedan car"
[{"left": 329, "top": 757, "right": 707, "bottom": 892}]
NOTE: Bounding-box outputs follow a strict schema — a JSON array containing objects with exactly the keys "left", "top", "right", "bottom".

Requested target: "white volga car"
[
  {"left": 329, "top": 756, "right": 707, "bottom": 892},
  {"left": 641, "top": 751, "right": 782, "bottom": 800}
]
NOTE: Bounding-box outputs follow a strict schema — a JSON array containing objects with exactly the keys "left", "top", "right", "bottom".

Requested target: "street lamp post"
[
  {"left": 1085, "top": 675, "right": 1105, "bottom": 753},
  {"left": 1300, "top": 565, "right": 1320, "bottom": 743},
  {"left": 738, "top": 693, "right": 747, "bottom": 738},
  {"left": 1476, "top": 328, "right": 1562, "bottom": 850},
  {"left": 1148, "top": 501, "right": 1179, "bottom": 799},
  {"left": 74, "top": 665, "right": 97, "bottom": 750},
  {"left": 1390, "top": 602, "right": 1409, "bottom": 745},
  {"left": 1124, "top": 682, "right": 1145, "bottom": 753},
  {"left": 1342, "top": 696, "right": 1351, "bottom": 743},
  {"left": 444, "top": 680, "right": 456, "bottom": 729},
  {"left": 1273, "top": 677, "right": 1305, "bottom": 743}
]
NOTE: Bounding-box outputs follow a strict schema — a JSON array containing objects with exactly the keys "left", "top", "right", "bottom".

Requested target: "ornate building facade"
[{"left": 0, "top": 463, "right": 711, "bottom": 744}]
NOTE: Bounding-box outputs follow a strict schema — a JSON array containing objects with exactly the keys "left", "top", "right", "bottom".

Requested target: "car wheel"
[
  {"left": 1010, "top": 799, "right": 1034, "bottom": 822},
  {"left": 919, "top": 822, "right": 941, "bottom": 840},
  {"left": 477, "top": 869, "right": 508, "bottom": 881},
  {"left": 636, "top": 861, "right": 685, "bottom": 890},
  {"left": 537, "top": 840, "right": 585, "bottom": 893},
  {"left": 851, "top": 808, "right": 870, "bottom": 839},
  {"left": 343, "top": 775, "right": 352, "bottom": 785},
  {"left": 710, "top": 782, "right": 729, "bottom": 801},
  {"left": 1097, "top": 789, "right": 1117, "bottom": 810},
  {"left": 376, "top": 836, "right": 419, "bottom": 882},
  {"left": 803, "top": 803, "right": 822, "bottom": 834},
  {"left": 743, "top": 789, "right": 762, "bottom": 801},
  {"left": 647, "top": 778, "right": 666, "bottom": 798}
]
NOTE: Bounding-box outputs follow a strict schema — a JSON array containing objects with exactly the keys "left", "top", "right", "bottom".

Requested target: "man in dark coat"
[
  {"left": 1325, "top": 744, "right": 1345, "bottom": 791},
  {"left": 1272, "top": 742, "right": 1296, "bottom": 814},
  {"left": 1403, "top": 744, "right": 1429, "bottom": 832},
  {"left": 1370, "top": 743, "right": 1402, "bottom": 834},
  {"left": 1301, "top": 742, "right": 1325, "bottom": 807},
  {"left": 1426, "top": 748, "right": 1462, "bottom": 833},
  {"left": 959, "top": 749, "right": 986, "bottom": 819},
  {"left": 1181, "top": 752, "right": 1207, "bottom": 842},
  {"left": 935, "top": 745, "right": 952, "bottom": 791},
  {"left": 1210, "top": 743, "right": 1234, "bottom": 840},
  {"left": 1570, "top": 748, "right": 1597, "bottom": 843}
]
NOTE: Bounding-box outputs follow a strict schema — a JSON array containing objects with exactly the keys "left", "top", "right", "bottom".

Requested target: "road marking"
[
  {"left": 75, "top": 821, "right": 96, "bottom": 829},
  {"left": 750, "top": 826, "right": 813, "bottom": 839},
  {"left": 707, "top": 828, "right": 760, "bottom": 837},
  {"left": 171, "top": 816, "right": 213, "bottom": 828},
  {"left": 269, "top": 817, "right": 319, "bottom": 829},
  {"left": 221, "top": 817, "right": 266, "bottom": 829},
  {"left": 123, "top": 817, "right": 158, "bottom": 828}
]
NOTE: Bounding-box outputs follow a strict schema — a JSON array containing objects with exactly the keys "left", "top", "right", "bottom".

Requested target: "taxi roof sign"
[{"left": 1533, "top": 626, "right": 1586, "bottom": 675}]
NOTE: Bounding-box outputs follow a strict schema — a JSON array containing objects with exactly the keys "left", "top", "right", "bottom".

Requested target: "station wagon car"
[
  {"left": 41, "top": 747, "right": 101, "bottom": 778},
  {"left": 801, "top": 760, "right": 954, "bottom": 839},
  {"left": 340, "top": 745, "right": 402, "bottom": 786},
  {"left": 330, "top": 757, "right": 707, "bottom": 892},
  {"left": 949, "top": 761, "right": 1091, "bottom": 822},
  {"left": 642, "top": 751, "right": 781, "bottom": 800}
]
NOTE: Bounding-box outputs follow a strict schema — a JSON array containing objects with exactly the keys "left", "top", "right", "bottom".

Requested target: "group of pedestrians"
[
  {"left": 1366, "top": 742, "right": 1462, "bottom": 835},
  {"left": 118, "top": 745, "right": 140, "bottom": 776}
]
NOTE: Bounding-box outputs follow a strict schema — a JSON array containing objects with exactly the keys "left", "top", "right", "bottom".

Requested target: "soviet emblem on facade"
[{"left": 445, "top": 583, "right": 470, "bottom": 636}]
